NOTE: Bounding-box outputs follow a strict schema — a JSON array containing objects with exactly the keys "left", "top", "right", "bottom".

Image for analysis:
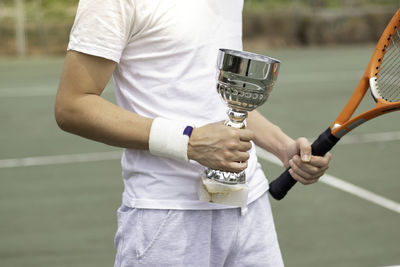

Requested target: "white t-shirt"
[{"left": 68, "top": 0, "right": 269, "bottom": 210}]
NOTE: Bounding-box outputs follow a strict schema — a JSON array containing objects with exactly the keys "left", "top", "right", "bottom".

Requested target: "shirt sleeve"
[{"left": 67, "top": 0, "right": 135, "bottom": 63}]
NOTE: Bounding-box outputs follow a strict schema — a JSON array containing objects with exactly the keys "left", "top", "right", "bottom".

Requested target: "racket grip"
[{"left": 269, "top": 127, "right": 340, "bottom": 200}]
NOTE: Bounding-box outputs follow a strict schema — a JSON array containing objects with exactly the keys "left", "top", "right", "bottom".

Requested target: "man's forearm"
[
  {"left": 55, "top": 93, "right": 153, "bottom": 149},
  {"left": 246, "top": 110, "right": 294, "bottom": 162}
]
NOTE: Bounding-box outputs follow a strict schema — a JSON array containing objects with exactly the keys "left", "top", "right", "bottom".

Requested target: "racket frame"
[{"left": 331, "top": 9, "right": 400, "bottom": 138}]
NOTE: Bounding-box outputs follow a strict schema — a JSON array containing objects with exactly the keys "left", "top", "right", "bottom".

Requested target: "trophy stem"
[{"left": 225, "top": 109, "right": 247, "bottom": 129}]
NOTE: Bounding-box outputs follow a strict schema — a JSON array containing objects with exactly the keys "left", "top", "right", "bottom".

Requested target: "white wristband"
[{"left": 149, "top": 117, "right": 193, "bottom": 162}]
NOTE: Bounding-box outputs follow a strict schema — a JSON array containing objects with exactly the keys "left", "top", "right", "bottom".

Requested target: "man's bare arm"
[
  {"left": 55, "top": 51, "right": 253, "bottom": 172},
  {"left": 55, "top": 51, "right": 152, "bottom": 149},
  {"left": 247, "top": 110, "right": 331, "bottom": 184},
  {"left": 247, "top": 110, "right": 294, "bottom": 163}
]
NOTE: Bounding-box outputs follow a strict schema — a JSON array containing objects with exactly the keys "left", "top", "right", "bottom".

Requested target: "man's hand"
[
  {"left": 282, "top": 138, "right": 331, "bottom": 185},
  {"left": 187, "top": 123, "right": 254, "bottom": 173}
]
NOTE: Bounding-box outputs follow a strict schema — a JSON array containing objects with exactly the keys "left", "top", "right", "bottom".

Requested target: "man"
[{"left": 55, "top": 1, "right": 331, "bottom": 266}]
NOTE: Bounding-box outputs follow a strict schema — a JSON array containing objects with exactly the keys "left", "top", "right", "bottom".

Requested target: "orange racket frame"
[{"left": 331, "top": 8, "right": 400, "bottom": 138}]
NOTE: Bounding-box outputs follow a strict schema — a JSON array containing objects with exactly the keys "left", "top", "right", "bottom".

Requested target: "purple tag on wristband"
[{"left": 183, "top": 126, "right": 193, "bottom": 137}]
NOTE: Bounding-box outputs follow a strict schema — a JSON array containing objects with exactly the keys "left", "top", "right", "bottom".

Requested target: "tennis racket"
[{"left": 269, "top": 8, "right": 400, "bottom": 200}]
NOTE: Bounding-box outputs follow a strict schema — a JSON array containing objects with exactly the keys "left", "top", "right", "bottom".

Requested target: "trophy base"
[
  {"left": 198, "top": 175, "right": 248, "bottom": 209},
  {"left": 205, "top": 169, "right": 246, "bottom": 184}
]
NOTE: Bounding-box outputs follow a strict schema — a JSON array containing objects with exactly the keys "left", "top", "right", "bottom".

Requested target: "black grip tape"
[{"left": 269, "top": 128, "right": 340, "bottom": 200}]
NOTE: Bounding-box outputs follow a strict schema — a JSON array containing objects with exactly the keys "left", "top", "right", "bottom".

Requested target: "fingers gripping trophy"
[{"left": 198, "top": 49, "right": 280, "bottom": 209}]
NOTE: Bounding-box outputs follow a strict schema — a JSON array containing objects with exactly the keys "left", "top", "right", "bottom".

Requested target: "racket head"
[
  {"left": 369, "top": 9, "right": 400, "bottom": 103},
  {"left": 331, "top": 9, "right": 400, "bottom": 138}
]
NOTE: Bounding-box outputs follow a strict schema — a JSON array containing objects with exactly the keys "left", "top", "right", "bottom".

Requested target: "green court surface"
[{"left": 0, "top": 46, "right": 399, "bottom": 267}]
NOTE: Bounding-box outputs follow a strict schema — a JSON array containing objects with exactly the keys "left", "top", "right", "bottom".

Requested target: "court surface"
[{"left": 0, "top": 45, "right": 399, "bottom": 267}]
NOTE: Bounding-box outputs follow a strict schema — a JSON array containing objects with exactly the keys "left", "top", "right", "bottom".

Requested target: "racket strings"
[{"left": 378, "top": 27, "right": 400, "bottom": 102}]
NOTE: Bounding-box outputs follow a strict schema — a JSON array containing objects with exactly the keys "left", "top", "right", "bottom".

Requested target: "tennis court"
[{"left": 0, "top": 45, "right": 399, "bottom": 266}]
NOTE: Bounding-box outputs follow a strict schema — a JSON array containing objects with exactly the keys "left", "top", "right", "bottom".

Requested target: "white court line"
[
  {"left": 0, "top": 151, "right": 121, "bottom": 168},
  {"left": 0, "top": 70, "right": 362, "bottom": 98},
  {"left": 1, "top": 148, "right": 399, "bottom": 214},
  {"left": 255, "top": 147, "right": 400, "bottom": 214},
  {"left": 280, "top": 70, "right": 363, "bottom": 84},
  {"left": 304, "top": 131, "right": 400, "bottom": 145},
  {"left": 0, "top": 85, "right": 114, "bottom": 98},
  {"left": 338, "top": 131, "right": 400, "bottom": 144},
  {"left": 0, "top": 86, "right": 56, "bottom": 98}
]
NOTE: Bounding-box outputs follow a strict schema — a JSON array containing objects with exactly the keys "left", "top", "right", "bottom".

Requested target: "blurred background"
[
  {"left": 0, "top": 0, "right": 399, "bottom": 56},
  {"left": 1, "top": 1, "right": 399, "bottom": 267}
]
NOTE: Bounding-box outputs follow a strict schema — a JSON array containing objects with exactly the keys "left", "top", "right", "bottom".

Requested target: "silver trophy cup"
[{"left": 205, "top": 49, "right": 280, "bottom": 185}]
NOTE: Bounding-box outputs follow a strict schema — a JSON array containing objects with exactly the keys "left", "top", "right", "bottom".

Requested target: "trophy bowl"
[
  {"left": 217, "top": 49, "right": 280, "bottom": 115},
  {"left": 205, "top": 49, "right": 280, "bottom": 185}
]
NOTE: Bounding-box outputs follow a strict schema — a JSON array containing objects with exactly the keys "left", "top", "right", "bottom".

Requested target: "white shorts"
[{"left": 113, "top": 192, "right": 284, "bottom": 267}]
